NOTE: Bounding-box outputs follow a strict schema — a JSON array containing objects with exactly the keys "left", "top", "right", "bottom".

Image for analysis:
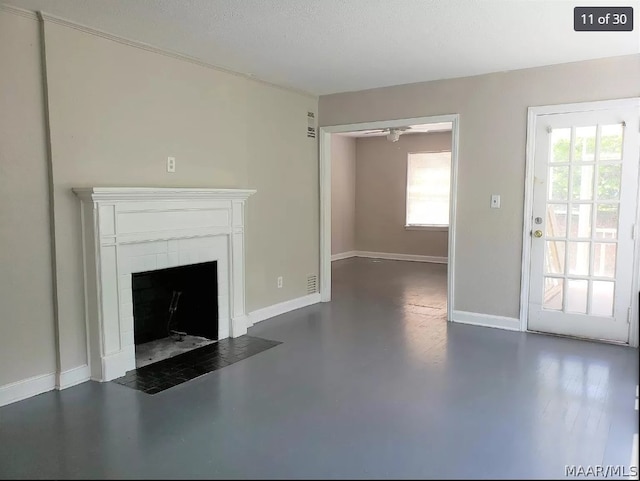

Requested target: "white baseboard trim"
[
  {"left": 451, "top": 310, "right": 521, "bottom": 331},
  {"left": 331, "top": 251, "right": 358, "bottom": 262},
  {"left": 102, "top": 348, "right": 135, "bottom": 382},
  {"left": 231, "top": 315, "right": 249, "bottom": 338},
  {"left": 0, "top": 372, "right": 56, "bottom": 407},
  {"left": 56, "top": 364, "right": 91, "bottom": 390},
  {"left": 248, "top": 293, "right": 321, "bottom": 326},
  {"left": 356, "top": 251, "right": 448, "bottom": 264}
]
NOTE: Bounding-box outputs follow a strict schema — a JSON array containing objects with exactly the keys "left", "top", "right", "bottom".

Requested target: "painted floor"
[{"left": 0, "top": 257, "right": 637, "bottom": 479}]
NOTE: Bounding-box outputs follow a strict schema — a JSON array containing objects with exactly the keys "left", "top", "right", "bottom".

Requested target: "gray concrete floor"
[{"left": 0, "top": 258, "right": 638, "bottom": 479}]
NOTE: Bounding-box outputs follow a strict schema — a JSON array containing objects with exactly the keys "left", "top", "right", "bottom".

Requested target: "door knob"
[{"left": 533, "top": 230, "right": 543, "bottom": 238}]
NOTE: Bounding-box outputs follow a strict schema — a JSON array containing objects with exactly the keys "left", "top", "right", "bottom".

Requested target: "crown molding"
[
  {"left": 72, "top": 187, "right": 257, "bottom": 202},
  {"left": 0, "top": 3, "right": 38, "bottom": 20},
  {"left": 33, "top": 10, "right": 316, "bottom": 99}
]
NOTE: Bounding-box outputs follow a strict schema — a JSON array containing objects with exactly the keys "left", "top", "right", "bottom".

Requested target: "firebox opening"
[{"left": 131, "top": 261, "right": 218, "bottom": 368}]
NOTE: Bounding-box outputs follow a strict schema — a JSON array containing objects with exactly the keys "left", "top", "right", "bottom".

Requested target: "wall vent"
[{"left": 307, "top": 274, "right": 318, "bottom": 294}]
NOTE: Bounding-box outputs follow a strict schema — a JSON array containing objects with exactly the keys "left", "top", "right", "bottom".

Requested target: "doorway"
[
  {"left": 522, "top": 99, "right": 640, "bottom": 344},
  {"left": 319, "top": 114, "right": 460, "bottom": 320}
]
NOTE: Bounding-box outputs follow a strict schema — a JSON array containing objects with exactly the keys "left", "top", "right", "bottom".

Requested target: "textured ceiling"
[{"left": 5, "top": 0, "right": 640, "bottom": 95}]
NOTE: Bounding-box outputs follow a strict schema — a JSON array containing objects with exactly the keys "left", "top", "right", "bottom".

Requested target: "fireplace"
[
  {"left": 73, "top": 187, "right": 255, "bottom": 381},
  {"left": 133, "top": 261, "right": 218, "bottom": 344},
  {"left": 131, "top": 261, "right": 219, "bottom": 367}
]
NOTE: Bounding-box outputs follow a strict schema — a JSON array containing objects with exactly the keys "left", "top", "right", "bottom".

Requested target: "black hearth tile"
[
  {"left": 113, "top": 335, "right": 282, "bottom": 394},
  {"left": 225, "top": 347, "right": 246, "bottom": 357},
  {"left": 219, "top": 354, "right": 241, "bottom": 363},
  {"left": 127, "top": 381, "right": 150, "bottom": 391},
  {"left": 201, "top": 358, "right": 225, "bottom": 368},
  {"left": 179, "top": 368, "right": 201, "bottom": 378}
]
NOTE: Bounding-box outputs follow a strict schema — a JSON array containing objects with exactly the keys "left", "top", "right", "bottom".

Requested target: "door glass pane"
[
  {"left": 567, "top": 242, "right": 590, "bottom": 275},
  {"left": 567, "top": 279, "right": 588, "bottom": 314},
  {"left": 571, "top": 165, "right": 594, "bottom": 200},
  {"left": 597, "top": 164, "right": 622, "bottom": 200},
  {"left": 574, "top": 126, "right": 596, "bottom": 161},
  {"left": 549, "top": 166, "right": 569, "bottom": 201},
  {"left": 545, "top": 241, "right": 565, "bottom": 274},
  {"left": 599, "top": 124, "right": 623, "bottom": 160},
  {"left": 551, "top": 128, "right": 571, "bottom": 162},
  {"left": 593, "top": 243, "right": 616, "bottom": 278},
  {"left": 547, "top": 204, "right": 567, "bottom": 237},
  {"left": 591, "top": 281, "right": 614, "bottom": 317},
  {"left": 544, "top": 277, "right": 563, "bottom": 310},
  {"left": 595, "top": 204, "right": 618, "bottom": 240},
  {"left": 569, "top": 204, "right": 592, "bottom": 239}
]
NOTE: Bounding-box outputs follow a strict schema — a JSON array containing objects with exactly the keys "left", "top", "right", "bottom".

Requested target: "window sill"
[{"left": 405, "top": 225, "right": 449, "bottom": 232}]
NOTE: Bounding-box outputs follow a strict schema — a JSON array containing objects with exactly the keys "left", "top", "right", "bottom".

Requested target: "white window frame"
[{"left": 405, "top": 150, "right": 451, "bottom": 231}]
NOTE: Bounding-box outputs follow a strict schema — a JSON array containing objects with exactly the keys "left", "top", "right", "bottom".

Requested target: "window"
[{"left": 406, "top": 151, "right": 451, "bottom": 228}]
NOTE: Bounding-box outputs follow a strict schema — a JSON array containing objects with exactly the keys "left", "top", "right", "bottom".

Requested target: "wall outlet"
[
  {"left": 490, "top": 194, "right": 501, "bottom": 209},
  {"left": 277, "top": 276, "right": 283, "bottom": 289},
  {"left": 167, "top": 156, "right": 176, "bottom": 173}
]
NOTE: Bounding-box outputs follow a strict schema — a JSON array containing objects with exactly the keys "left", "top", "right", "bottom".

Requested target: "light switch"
[{"left": 491, "top": 194, "right": 501, "bottom": 209}]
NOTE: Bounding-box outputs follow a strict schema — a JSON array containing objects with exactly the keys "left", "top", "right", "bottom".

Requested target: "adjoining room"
[{"left": 330, "top": 122, "right": 453, "bottom": 327}]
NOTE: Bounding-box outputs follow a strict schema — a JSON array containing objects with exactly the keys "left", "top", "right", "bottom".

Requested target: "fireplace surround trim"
[{"left": 73, "top": 187, "right": 255, "bottom": 382}]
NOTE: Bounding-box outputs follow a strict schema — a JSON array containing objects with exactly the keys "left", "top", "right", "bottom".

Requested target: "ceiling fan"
[{"left": 362, "top": 126, "right": 413, "bottom": 142}]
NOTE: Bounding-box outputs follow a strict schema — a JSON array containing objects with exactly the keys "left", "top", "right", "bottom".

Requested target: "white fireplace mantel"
[{"left": 73, "top": 187, "right": 256, "bottom": 382}]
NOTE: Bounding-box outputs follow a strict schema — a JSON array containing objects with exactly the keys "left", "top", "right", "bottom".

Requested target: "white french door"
[{"left": 528, "top": 103, "right": 640, "bottom": 343}]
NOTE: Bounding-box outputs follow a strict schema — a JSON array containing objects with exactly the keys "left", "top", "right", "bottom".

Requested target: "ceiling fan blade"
[{"left": 362, "top": 130, "right": 386, "bottom": 135}]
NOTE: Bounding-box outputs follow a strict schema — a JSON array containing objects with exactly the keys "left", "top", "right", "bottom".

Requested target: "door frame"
[
  {"left": 319, "top": 114, "right": 460, "bottom": 321},
  {"left": 520, "top": 98, "right": 640, "bottom": 346}
]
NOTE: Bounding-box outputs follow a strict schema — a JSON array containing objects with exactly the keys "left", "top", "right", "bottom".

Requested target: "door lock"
[{"left": 533, "top": 230, "right": 543, "bottom": 238}]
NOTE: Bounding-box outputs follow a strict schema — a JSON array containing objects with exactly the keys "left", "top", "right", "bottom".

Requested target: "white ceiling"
[
  {"left": 5, "top": 0, "right": 639, "bottom": 95},
  {"left": 337, "top": 122, "right": 453, "bottom": 138}
]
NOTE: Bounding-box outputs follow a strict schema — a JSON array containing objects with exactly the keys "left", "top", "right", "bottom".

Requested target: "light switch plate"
[{"left": 491, "top": 194, "right": 501, "bottom": 209}]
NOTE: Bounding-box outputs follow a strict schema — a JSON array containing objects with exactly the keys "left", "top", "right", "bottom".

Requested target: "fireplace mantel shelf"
[{"left": 73, "top": 187, "right": 256, "bottom": 202}]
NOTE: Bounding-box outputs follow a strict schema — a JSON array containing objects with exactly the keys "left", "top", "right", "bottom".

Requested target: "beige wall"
[
  {"left": 320, "top": 54, "right": 640, "bottom": 318},
  {"left": 244, "top": 80, "right": 319, "bottom": 309},
  {"left": 0, "top": 10, "right": 318, "bottom": 381},
  {"left": 0, "top": 11, "right": 57, "bottom": 385},
  {"left": 41, "top": 21, "right": 318, "bottom": 371},
  {"left": 355, "top": 132, "right": 450, "bottom": 257},
  {"left": 331, "top": 135, "right": 356, "bottom": 255}
]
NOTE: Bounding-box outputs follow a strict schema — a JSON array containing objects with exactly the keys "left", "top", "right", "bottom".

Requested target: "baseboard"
[
  {"left": 356, "top": 251, "right": 448, "bottom": 264},
  {"left": 451, "top": 310, "right": 521, "bottom": 331},
  {"left": 230, "top": 315, "right": 249, "bottom": 337},
  {"left": 102, "top": 347, "right": 135, "bottom": 382},
  {"left": 331, "top": 251, "right": 357, "bottom": 261},
  {"left": 248, "top": 293, "right": 321, "bottom": 326},
  {"left": 0, "top": 372, "right": 56, "bottom": 407},
  {"left": 56, "top": 364, "right": 91, "bottom": 390}
]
